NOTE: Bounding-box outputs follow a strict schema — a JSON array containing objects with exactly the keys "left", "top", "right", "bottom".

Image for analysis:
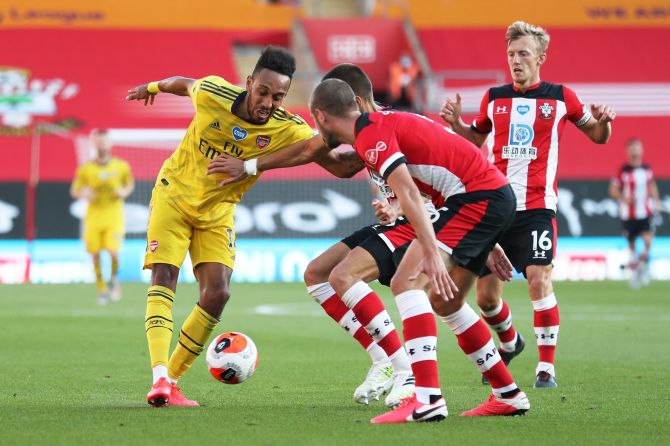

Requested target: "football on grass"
[{"left": 206, "top": 332, "right": 258, "bottom": 384}]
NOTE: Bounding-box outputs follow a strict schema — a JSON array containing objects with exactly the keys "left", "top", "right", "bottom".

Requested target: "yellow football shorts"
[
  {"left": 84, "top": 219, "right": 124, "bottom": 254},
  {"left": 143, "top": 190, "right": 236, "bottom": 271}
]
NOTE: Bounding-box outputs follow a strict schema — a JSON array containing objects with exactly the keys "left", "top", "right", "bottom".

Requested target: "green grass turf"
[{"left": 0, "top": 281, "right": 668, "bottom": 445}]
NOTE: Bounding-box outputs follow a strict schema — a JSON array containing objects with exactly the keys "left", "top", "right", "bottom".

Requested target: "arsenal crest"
[
  {"left": 256, "top": 135, "right": 271, "bottom": 149},
  {"left": 538, "top": 102, "right": 554, "bottom": 120}
]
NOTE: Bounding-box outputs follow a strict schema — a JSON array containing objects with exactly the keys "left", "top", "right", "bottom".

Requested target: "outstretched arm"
[
  {"left": 208, "top": 136, "right": 364, "bottom": 185},
  {"left": 125, "top": 76, "right": 195, "bottom": 105},
  {"left": 313, "top": 149, "right": 365, "bottom": 178}
]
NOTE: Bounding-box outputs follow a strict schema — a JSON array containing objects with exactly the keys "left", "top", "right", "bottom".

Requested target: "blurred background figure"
[
  {"left": 70, "top": 129, "right": 134, "bottom": 304},
  {"left": 387, "top": 53, "right": 419, "bottom": 111},
  {"left": 609, "top": 138, "right": 661, "bottom": 288}
]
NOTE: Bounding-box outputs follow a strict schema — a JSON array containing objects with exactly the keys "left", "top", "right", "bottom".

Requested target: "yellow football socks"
[
  {"left": 111, "top": 258, "right": 119, "bottom": 279},
  {"left": 145, "top": 285, "right": 175, "bottom": 367},
  {"left": 168, "top": 304, "right": 218, "bottom": 381},
  {"left": 93, "top": 260, "right": 105, "bottom": 292}
]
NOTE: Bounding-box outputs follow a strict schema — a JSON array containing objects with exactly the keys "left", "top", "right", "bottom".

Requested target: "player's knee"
[
  {"left": 151, "top": 264, "right": 179, "bottom": 290},
  {"left": 476, "top": 289, "right": 499, "bottom": 312},
  {"left": 304, "top": 260, "right": 327, "bottom": 286},
  {"left": 327, "top": 264, "right": 350, "bottom": 292},
  {"left": 389, "top": 275, "right": 408, "bottom": 296},
  {"left": 200, "top": 285, "right": 230, "bottom": 318},
  {"left": 527, "top": 271, "right": 551, "bottom": 298}
]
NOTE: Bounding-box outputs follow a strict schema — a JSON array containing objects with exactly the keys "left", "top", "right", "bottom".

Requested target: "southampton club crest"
[
  {"left": 538, "top": 102, "right": 555, "bottom": 120},
  {"left": 0, "top": 67, "right": 80, "bottom": 129}
]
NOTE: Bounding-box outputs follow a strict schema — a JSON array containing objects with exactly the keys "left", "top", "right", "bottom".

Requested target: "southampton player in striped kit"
[
  {"left": 441, "top": 21, "right": 616, "bottom": 387},
  {"left": 310, "top": 79, "right": 530, "bottom": 423},
  {"left": 609, "top": 138, "right": 660, "bottom": 288}
]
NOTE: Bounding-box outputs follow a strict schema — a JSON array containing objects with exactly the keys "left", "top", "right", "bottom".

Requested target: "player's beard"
[{"left": 322, "top": 131, "right": 342, "bottom": 149}]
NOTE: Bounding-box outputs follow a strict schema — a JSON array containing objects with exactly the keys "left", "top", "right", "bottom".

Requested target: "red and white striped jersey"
[
  {"left": 611, "top": 163, "right": 655, "bottom": 220},
  {"left": 354, "top": 111, "right": 508, "bottom": 208},
  {"left": 472, "top": 81, "right": 591, "bottom": 212}
]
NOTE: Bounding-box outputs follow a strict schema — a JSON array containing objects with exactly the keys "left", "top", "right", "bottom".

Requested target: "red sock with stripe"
[
  {"left": 395, "top": 290, "right": 442, "bottom": 404},
  {"left": 342, "top": 282, "right": 410, "bottom": 371},
  {"left": 480, "top": 299, "right": 518, "bottom": 352},
  {"left": 307, "top": 282, "right": 387, "bottom": 364},
  {"left": 441, "top": 303, "right": 520, "bottom": 398},
  {"left": 533, "top": 293, "right": 560, "bottom": 377}
]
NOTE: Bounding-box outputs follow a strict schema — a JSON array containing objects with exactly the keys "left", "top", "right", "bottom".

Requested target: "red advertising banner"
[{"left": 301, "top": 18, "right": 413, "bottom": 93}]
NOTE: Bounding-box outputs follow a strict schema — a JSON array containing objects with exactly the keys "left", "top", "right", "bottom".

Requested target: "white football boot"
[{"left": 353, "top": 362, "right": 394, "bottom": 405}]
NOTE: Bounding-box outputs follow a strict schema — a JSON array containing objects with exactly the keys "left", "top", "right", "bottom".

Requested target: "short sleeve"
[
  {"left": 471, "top": 90, "right": 492, "bottom": 134},
  {"left": 563, "top": 86, "right": 591, "bottom": 127},
  {"left": 356, "top": 125, "right": 406, "bottom": 180},
  {"left": 189, "top": 75, "right": 229, "bottom": 109},
  {"left": 279, "top": 112, "right": 314, "bottom": 145}
]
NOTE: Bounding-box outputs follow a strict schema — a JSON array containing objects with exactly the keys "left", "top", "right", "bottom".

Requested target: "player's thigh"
[
  {"left": 101, "top": 226, "right": 124, "bottom": 253},
  {"left": 357, "top": 224, "right": 418, "bottom": 287},
  {"left": 190, "top": 213, "right": 235, "bottom": 271},
  {"left": 435, "top": 187, "right": 515, "bottom": 276},
  {"left": 144, "top": 195, "right": 192, "bottom": 270},
  {"left": 389, "top": 240, "right": 431, "bottom": 294},
  {"left": 429, "top": 265, "right": 476, "bottom": 317},
  {"left": 503, "top": 209, "right": 557, "bottom": 278},
  {"left": 304, "top": 242, "right": 352, "bottom": 285},
  {"left": 84, "top": 225, "right": 102, "bottom": 254},
  {"left": 329, "top": 246, "right": 381, "bottom": 289}
]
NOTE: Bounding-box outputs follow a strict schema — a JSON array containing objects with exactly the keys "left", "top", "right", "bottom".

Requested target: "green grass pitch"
[{"left": 0, "top": 281, "right": 668, "bottom": 445}]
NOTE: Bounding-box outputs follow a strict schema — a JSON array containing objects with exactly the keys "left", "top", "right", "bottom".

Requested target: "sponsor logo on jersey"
[
  {"left": 516, "top": 104, "right": 531, "bottom": 115},
  {"left": 232, "top": 127, "right": 248, "bottom": 141},
  {"left": 502, "top": 123, "right": 537, "bottom": 159},
  {"left": 495, "top": 105, "right": 508, "bottom": 114},
  {"left": 209, "top": 121, "right": 221, "bottom": 131},
  {"left": 538, "top": 102, "right": 555, "bottom": 120},
  {"left": 149, "top": 240, "right": 159, "bottom": 252},
  {"left": 198, "top": 138, "right": 243, "bottom": 160},
  {"left": 256, "top": 135, "right": 271, "bottom": 149},
  {"left": 365, "top": 140, "right": 387, "bottom": 165}
]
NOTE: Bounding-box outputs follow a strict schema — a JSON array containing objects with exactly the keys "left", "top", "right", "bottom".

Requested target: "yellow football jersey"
[
  {"left": 72, "top": 158, "right": 133, "bottom": 226},
  {"left": 155, "top": 75, "right": 314, "bottom": 229}
]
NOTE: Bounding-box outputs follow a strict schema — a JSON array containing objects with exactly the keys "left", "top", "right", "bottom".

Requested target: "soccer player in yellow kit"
[
  {"left": 70, "top": 128, "right": 134, "bottom": 305},
  {"left": 125, "top": 47, "right": 320, "bottom": 407}
]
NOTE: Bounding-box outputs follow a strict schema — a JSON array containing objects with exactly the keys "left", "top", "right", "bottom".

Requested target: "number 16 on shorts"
[{"left": 531, "top": 230, "right": 553, "bottom": 261}]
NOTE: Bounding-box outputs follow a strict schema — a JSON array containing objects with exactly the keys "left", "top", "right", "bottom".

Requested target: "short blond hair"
[{"left": 506, "top": 21, "right": 550, "bottom": 55}]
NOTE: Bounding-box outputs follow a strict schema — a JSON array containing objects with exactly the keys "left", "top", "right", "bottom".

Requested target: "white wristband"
[{"left": 243, "top": 158, "right": 258, "bottom": 176}]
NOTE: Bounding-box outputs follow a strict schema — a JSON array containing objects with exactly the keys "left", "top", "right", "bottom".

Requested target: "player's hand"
[
  {"left": 411, "top": 249, "right": 459, "bottom": 300},
  {"left": 590, "top": 104, "right": 616, "bottom": 123},
  {"left": 373, "top": 199, "right": 397, "bottom": 225},
  {"left": 126, "top": 84, "right": 156, "bottom": 106},
  {"left": 485, "top": 243, "right": 514, "bottom": 281},
  {"left": 439, "top": 93, "right": 462, "bottom": 126},
  {"left": 207, "top": 153, "right": 247, "bottom": 187}
]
